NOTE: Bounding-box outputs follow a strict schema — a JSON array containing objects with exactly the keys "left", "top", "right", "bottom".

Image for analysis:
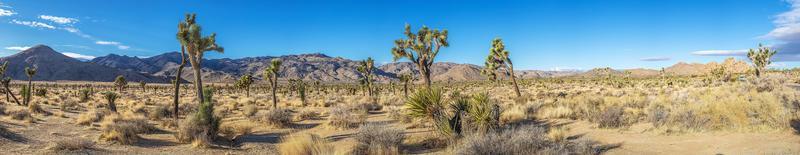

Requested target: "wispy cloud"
[
  {"left": 10, "top": 19, "right": 55, "bottom": 29},
  {"left": 95, "top": 41, "right": 130, "bottom": 50},
  {"left": 639, "top": 57, "right": 671, "bottom": 61},
  {"left": 549, "top": 67, "right": 582, "bottom": 72},
  {"left": 61, "top": 52, "right": 96, "bottom": 60},
  {"left": 691, "top": 49, "right": 749, "bottom": 56},
  {"left": 755, "top": 0, "right": 800, "bottom": 61},
  {"left": 5, "top": 46, "right": 31, "bottom": 51},
  {"left": 39, "top": 15, "right": 78, "bottom": 24},
  {"left": 0, "top": 8, "right": 13, "bottom": 16}
]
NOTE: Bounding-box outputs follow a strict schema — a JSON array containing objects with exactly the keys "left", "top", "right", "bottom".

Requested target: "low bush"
[
  {"left": 352, "top": 124, "right": 405, "bottom": 155},
  {"left": 262, "top": 108, "right": 293, "bottom": 128},
  {"left": 278, "top": 133, "right": 335, "bottom": 155},
  {"left": 327, "top": 106, "right": 366, "bottom": 129}
]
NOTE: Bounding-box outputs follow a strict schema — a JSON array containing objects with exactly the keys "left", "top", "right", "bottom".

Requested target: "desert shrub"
[
  {"left": 352, "top": 124, "right": 405, "bottom": 155},
  {"left": 387, "top": 106, "right": 412, "bottom": 123},
  {"left": 262, "top": 108, "right": 293, "bottom": 128},
  {"left": 672, "top": 110, "right": 710, "bottom": 131},
  {"left": 219, "top": 123, "right": 254, "bottom": 142},
  {"left": 327, "top": 105, "right": 366, "bottom": 129},
  {"left": 295, "top": 110, "right": 321, "bottom": 121},
  {"left": 101, "top": 92, "right": 118, "bottom": 112},
  {"left": 278, "top": 133, "right": 335, "bottom": 155},
  {"left": 60, "top": 100, "right": 80, "bottom": 111},
  {"left": 78, "top": 89, "right": 92, "bottom": 102},
  {"left": 28, "top": 102, "right": 48, "bottom": 114},
  {"left": 50, "top": 138, "right": 95, "bottom": 151},
  {"left": 596, "top": 106, "right": 625, "bottom": 128},
  {"left": 98, "top": 114, "right": 155, "bottom": 145},
  {"left": 176, "top": 88, "right": 221, "bottom": 145},
  {"left": 76, "top": 109, "right": 109, "bottom": 125},
  {"left": 647, "top": 105, "right": 669, "bottom": 127},
  {"left": 243, "top": 104, "right": 257, "bottom": 117},
  {"left": 34, "top": 88, "right": 47, "bottom": 97},
  {"left": 8, "top": 110, "right": 33, "bottom": 122},
  {"left": 455, "top": 125, "right": 603, "bottom": 155},
  {"left": 148, "top": 105, "right": 173, "bottom": 120}
]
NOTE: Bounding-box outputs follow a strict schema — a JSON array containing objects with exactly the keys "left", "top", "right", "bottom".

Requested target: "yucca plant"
[
  {"left": 747, "top": 44, "right": 777, "bottom": 77},
  {"left": 264, "top": 59, "right": 282, "bottom": 108},
  {"left": 177, "top": 13, "right": 224, "bottom": 106},
  {"left": 79, "top": 88, "right": 93, "bottom": 102},
  {"left": 391, "top": 24, "right": 449, "bottom": 88},
  {"left": 466, "top": 93, "right": 500, "bottom": 133},
  {"left": 102, "top": 91, "right": 118, "bottom": 112},
  {"left": 405, "top": 88, "right": 445, "bottom": 120}
]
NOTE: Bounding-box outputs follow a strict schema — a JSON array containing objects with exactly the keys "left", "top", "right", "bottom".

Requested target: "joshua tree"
[
  {"left": 747, "top": 44, "right": 777, "bottom": 77},
  {"left": 235, "top": 74, "right": 254, "bottom": 97},
  {"left": 356, "top": 57, "right": 375, "bottom": 97},
  {"left": 398, "top": 73, "right": 413, "bottom": 98},
  {"left": 139, "top": 81, "right": 146, "bottom": 92},
  {"left": 172, "top": 46, "right": 189, "bottom": 122},
  {"left": 290, "top": 79, "right": 307, "bottom": 106},
  {"left": 264, "top": 59, "right": 282, "bottom": 108},
  {"left": 177, "top": 13, "right": 224, "bottom": 106},
  {"left": 23, "top": 66, "right": 36, "bottom": 105},
  {"left": 482, "top": 38, "right": 521, "bottom": 97},
  {"left": 0, "top": 62, "right": 19, "bottom": 105},
  {"left": 114, "top": 75, "right": 127, "bottom": 92},
  {"left": 391, "top": 24, "right": 449, "bottom": 88},
  {"left": 102, "top": 91, "right": 119, "bottom": 112}
]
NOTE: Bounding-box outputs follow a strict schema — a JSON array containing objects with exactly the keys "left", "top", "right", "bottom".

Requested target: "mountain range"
[{"left": 0, "top": 45, "right": 752, "bottom": 83}]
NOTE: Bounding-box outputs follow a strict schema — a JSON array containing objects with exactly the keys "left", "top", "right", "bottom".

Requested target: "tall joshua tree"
[
  {"left": 24, "top": 66, "right": 36, "bottom": 105},
  {"left": 391, "top": 24, "right": 449, "bottom": 88},
  {"left": 177, "top": 13, "right": 224, "bottom": 105},
  {"left": 264, "top": 59, "right": 282, "bottom": 108},
  {"left": 356, "top": 57, "right": 375, "bottom": 97},
  {"left": 482, "top": 38, "right": 521, "bottom": 97},
  {"left": 235, "top": 74, "right": 254, "bottom": 97},
  {"left": 139, "top": 81, "right": 146, "bottom": 92},
  {"left": 172, "top": 46, "right": 189, "bottom": 121},
  {"left": 747, "top": 44, "right": 777, "bottom": 77}
]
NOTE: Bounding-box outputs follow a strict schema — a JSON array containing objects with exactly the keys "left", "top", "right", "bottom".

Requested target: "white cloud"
[
  {"left": 95, "top": 41, "right": 130, "bottom": 50},
  {"left": 0, "top": 8, "right": 14, "bottom": 16},
  {"left": 39, "top": 15, "right": 78, "bottom": 24},
  {"left": 5, "top": 46, "right": 30, "bottom": 51},
  {"left": 10, "top": 19, "right": 55, "bottom": 29},
  {"left": 61, "top": 52, "right": 96, "bottom": 60},
  {"left": 691, "top": 49, "right": 749, "bottom": 56},
  {"left": 640, "top": 57, "right": 671, "bottom": 61},
  {"left": 549, "top": 67, "right": 582, "bottom": 72}
]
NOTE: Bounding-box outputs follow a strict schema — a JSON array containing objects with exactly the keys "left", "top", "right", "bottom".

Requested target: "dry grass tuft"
[
  {"left": 327, "top": 105, "right": 366, "bottom": 129},
  {"left": 97, "top": 114, "right": 156, "bottom": 145},
  {"left": 352, "top": 124, "right": 405, "bottom": 155},
  {"left": 278, "top": 133, "right": 336, "bottom": 155},
  {"left": 261, "top": 108, "right": 293, "bottom": 128},
  {"left": 49, "top": 138, "right": 95, "bottom": 151}
]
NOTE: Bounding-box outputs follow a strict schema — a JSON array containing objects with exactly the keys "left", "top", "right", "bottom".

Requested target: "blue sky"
[{"left": 0, "top": 0, "right": 797, "bottom": 70}]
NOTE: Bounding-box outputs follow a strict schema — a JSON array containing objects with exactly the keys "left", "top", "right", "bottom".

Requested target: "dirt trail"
[{"left": 563, "top": 120, "right": 800, "bottom": 155}]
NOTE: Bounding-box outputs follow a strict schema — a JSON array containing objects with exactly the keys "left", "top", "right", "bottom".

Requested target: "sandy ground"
[{"left": 1, "top": 89, "right": 799, "bottom": 154}]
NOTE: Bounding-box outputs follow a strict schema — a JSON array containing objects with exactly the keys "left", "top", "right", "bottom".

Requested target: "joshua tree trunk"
[
  {"left": 403, "top": 81, "right": 409, "bottom": 98},
  {"left": 271, "top": 78, "right": 278, "bottom": 108},
  {"left": 509, "top": 66, "right": 521, "bottom": 97},
  {"left": 173, "top": 47, "right": 187, "bottom": 122},
  {"left": 421, "top": 66, "right": 432, "bottom": 88},
  {"left": 5, "top": 84, "right": 20, "bottom": 106},
  {"left": 26, "top": 77, "right": 31, "bottom": 105},
  {"left": 187, "top": 56, "right": 205, "bottom": 106}
]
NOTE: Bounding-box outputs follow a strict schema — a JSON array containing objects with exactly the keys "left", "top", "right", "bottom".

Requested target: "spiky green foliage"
[
  {"left": 114, "top": 75, "right": 127, "bottom": 92},
  {"left": 466, "top": 93, "right": 500, "bottom": 133},
  {"left": 405, "top": 88, "right": 445, "bottom": 120},
  {"left": 177, "top": 13, "right": 224, "bottom": 106},
  {"left": 356, "top": 57, "right": 375, "bottom": 97},
  {"left": 264, "top": 59, "right": 282, "bottom": 108},
  {"left": 290, "top": 79, "right": 307, "bottom": 106},
  {"left": 0, "top": 61, "right": 14, "bottom": 105},
  {"left": 102, "top": 91, "right": 119, "bottom": 112},
  {"left": 747, "top": 44, "right": 777, "bottom": 77},
  {"left": 391, "top": 24, "right": 449, "bottom": 88},
  {"left": 196, "top": 88, "right": 221, "bottom": 138},
  {"left": 482, "top": 38, "right": 521, "bottom": 97},
  {"left": 19, "top": 86, "right": 30, "bottom": 106},
  {"left": 234, "top": 74, "right": 254, "bottom": 97}
]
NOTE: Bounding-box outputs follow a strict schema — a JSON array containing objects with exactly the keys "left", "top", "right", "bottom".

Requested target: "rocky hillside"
[{"left": 0, "top": 45, "right": 170, "bottom": 82}]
